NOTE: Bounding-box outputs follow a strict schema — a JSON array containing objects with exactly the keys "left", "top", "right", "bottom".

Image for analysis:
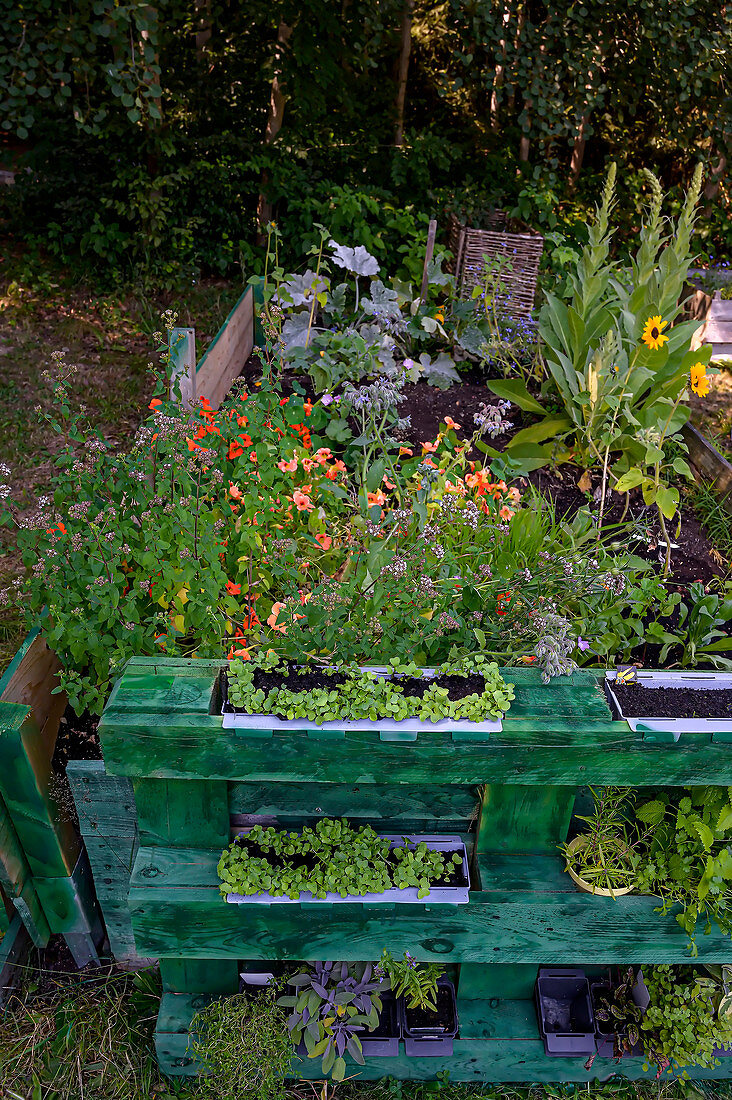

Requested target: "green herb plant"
[
  {"left": 190, "top": 985, "right": 293, "bottom": 1100},
  {"left": 226, "top": 652, "right": 514, "bottom": 724},
  {"left": 377, "top": 950, "right": 444, "bottom": 1011},
  {"left": 277, "top": 961, "right": 386, "bottom": 1081},
  {"left": 217, "top": 818, "right": 464, "bottom": 901},
  {"left": 640, "top": 964, "right": 732, "bottom": 1076},
  {"left": 562, "top": 787, "right": 651, "bottom": 896},
  {"left": 590, "top": 967, "right": 643, "bottom": 1063},
  {"left": 635, "top": 787, "right": 732, "bottom": 954}
]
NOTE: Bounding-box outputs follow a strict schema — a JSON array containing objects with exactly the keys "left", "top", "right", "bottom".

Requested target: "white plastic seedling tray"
[
  {"left": 221, "top": 664, "right": 503, "bottom": 739},
  {"left": 225, "top": 834, "right": 470, "bottom": 906},
  {"left": 605, "top": 670, "right": 732, "bottom": 740}
]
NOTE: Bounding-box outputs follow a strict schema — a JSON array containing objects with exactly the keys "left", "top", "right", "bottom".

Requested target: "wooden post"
[
  {"left": 420, "top": 219, "right": 438, "bottom": 301},
  {"left": 169, "top": 328, "right": 196, "bottom": 409}
]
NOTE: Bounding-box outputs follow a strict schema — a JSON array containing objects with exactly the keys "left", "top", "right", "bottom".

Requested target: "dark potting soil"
[
  {"left": 233, "top": 836, "right": 468, "bottom": 890},
  {"left": 404, "top": 985, "right": 456, "bottom": 1032},
  {"left": 226, "top": 666, "right": 488, "bottom": 713},
  {"left": 367, "top": 994, "right": 398, "bottom": 1038},
  {"left": 612, "top": 683, "right": 732, "bottom": 720},
  {"left": 52, "top": 704, "right": 103, "bottom": 770},
  {"left": 250, "top": 661, "right": 349, "bottom": 694}
]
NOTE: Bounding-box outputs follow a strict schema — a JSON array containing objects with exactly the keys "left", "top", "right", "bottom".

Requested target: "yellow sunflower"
[
  {"left": 690, "top": 361, "right": 710, "bottom": 397},
  {"left": 641, "top": 315, "right": 669, "bottom": 351}
]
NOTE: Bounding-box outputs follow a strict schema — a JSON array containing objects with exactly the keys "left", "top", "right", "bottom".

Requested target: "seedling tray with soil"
[
  {"left": 219, "top": 664, "right": 504, "bottom": 741},
  {"left": 224, "top": 833, "right": 470, "bottom": 906},
  {"left": 401, "top": 979, "right": 459, "bottom": 1056},
  {"left": 606, "top": 671, "right": 732, "bottom": 739}
]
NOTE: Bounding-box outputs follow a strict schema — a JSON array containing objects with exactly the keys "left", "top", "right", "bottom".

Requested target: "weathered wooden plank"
[
  {"left": 154, "top": 993, "right": 732, "bottom": 1082},
  {"left": 135, "top": 779, "right": 229, "bottom": 848},
  {"left": 0, "top": 632, "right": 78, "bottom": 878},
  {"left": 0, "top": 795, "right": 31, "bottom": 897},
  {"left": 128, "top": 846, "right": 732, "bottom": 963},
  {"left": 228, "top": 782, "right": 479, "bottom": 827},
  {"left": 0, "top": 916, "right": 31, "bottom": 1007},
  {"left": 160, "top": 957, "right": 238, "bottom": 995},
  {"left": 476, "top": 785, "right": 574, "bottom": 855},
  {"left": 12, "top": 879, "right": 50, "bottom": 947},
  {"left": 683, "top": 422, "right": 732, "bottom": 502},
  {"left": 195, "top": 288, "right": 254, "bottom": 410},
  {"left": 100, "top": 721, "right": 732, "bottom": 785},
  {"left": 67, "top": 760, "right": 146, "bottom": 965},
  {"left": 458, "top": 963, "right": 537, "bottom": 1002}
]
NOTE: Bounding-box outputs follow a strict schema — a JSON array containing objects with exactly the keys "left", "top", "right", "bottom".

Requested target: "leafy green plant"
[
  {"left": 591, "top": 967, "right": 643, "bottom": 1061},
  {"left": 226, "top": 652, "right": 514, "bottom": 724},
  {"left": 635, "top": 788, "right": 732, "bottom": 954},
  {"left": 190, "top": 985, "right": 293, "bottom": 1100},
  {"left": 502, "top": 164, "right": 713, "bottom": 571},
  {"left": 277, "top": 961, "right": 386, "bottom": 1081},
  {"left": 640, "top": 964, "right": 732, "bottom": 1075},
  {"left": 217, "top": 818, "right": 464, "bottom": 902},
  {"left": 377, "top": 950, "right": 444, "bottom": 1011},
  {"left": 561, "top": 787, "right": 650, "bottom": 895}
]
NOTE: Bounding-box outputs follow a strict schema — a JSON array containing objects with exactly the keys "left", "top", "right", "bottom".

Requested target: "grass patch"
[{"left": 2, "top": 966, "right": 732, "bottom": 1100}]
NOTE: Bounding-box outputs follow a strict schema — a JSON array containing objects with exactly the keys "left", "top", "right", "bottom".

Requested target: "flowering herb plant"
[{"left": 376, "top": 950, "right": 444, "bottom": 1011}]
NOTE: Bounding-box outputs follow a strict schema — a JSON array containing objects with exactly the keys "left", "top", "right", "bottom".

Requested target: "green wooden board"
[
  {"left": 135, "top": 779, "right": 229, "bottom": 848},
  {"left": 0, "top": 915, "right": 31, "bottom": 1007},
  {"left": 477, "top": 785, "right": 574, "bottom": 854},
  {"left": 154, "top": 993, "right": 732, "bottom": 1082},
  {"left": 229, "top": 782, "right": 479, "bottom": 829},
  {"left": 67, "top": 761, "right": 150, "bottom": 965},
  {"left": 128, "top": 845, "right": 732, "bottom": 963}
]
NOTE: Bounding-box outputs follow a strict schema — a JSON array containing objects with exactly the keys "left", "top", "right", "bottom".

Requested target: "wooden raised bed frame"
[{"left": 91, "top": 656, "right": 732, "bottom": 1082}]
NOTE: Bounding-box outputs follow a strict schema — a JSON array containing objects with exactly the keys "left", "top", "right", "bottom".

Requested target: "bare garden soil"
[{"left": 612, "top": 683, "right": 732, "bottom": 720}]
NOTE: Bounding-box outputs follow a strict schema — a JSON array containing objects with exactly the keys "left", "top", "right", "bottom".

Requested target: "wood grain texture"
[
  {"left": 135, "top": 779, "right": 229, "bottom": 848},
  {"left": 683, "top": 422, "right": 732, "bottom": 502},
  {"left": 154, "top": 993, "right": 732, "bottom": 1082},
  {"left": 128, "top": 846, "right": 732, "bottom": 963},
  {"left": 195, "top": 288, "right": 253, "bottom": 410},
  {"left": 476, "top": 785, "right": 573, "bottom": 855},
  {"left": 67, "top": 761, "right": 148, "bottom": 965}
]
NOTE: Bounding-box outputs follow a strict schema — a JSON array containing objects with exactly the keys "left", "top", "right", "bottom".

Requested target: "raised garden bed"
[
  {"left": 606, "top": 670, "right": 732, "bottom": 739},
  {"left": 220, "top": 660, "right": 513, "bottom": 743},
  {"left": 222, "top": 830, "right": 470, "bottom": 906}
]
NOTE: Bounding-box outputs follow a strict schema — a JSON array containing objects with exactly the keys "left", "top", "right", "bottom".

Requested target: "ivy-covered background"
[{"left": 1, "top": 0, "right": 730, "bottom": 287}]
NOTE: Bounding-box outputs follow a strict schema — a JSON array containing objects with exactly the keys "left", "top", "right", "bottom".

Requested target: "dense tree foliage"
[{"left": 1, "top": 1, "right": 729, "bottom": 284}]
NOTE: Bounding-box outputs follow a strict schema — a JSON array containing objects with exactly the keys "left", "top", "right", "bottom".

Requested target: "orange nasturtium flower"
[
  {"left": 228, "top": 441, "right": 244, "bottom": 460},
  {"left": 267, "top": 602, "right": 287, "bottom": 633},
  {"left": 435, "top": 311, "right": 445, "bottom": 323},
  {"left": 229, "top": 482, "right": 243, "bottom": 501},
  {"left": 148, "top": 397, "right": 163, "bottom": 410},
  {"left": 278, "top": 457, "right": 298, "bottom": 473},
  {"left": 690, "top": 362, "right": 710, "bottom": 397},
  {"left": 226, "top": 581, "right": 241, "bottom": 595},
  {"left": 367, "top": 489, "right": 387, "bottom": 507},
  {"left": 399, "top": 446, "right": 413, "bottom": 456},
  {"left": 292, "top": 490, "right": 315, "bottom": 512},
  {"left": 641, "top": 315, "right": 668, "bottom": 351},
  {"left": 421, "top": 441, "right": 439, "bottom": 454},
  {"left": 315, "top": 533, "right": 333, "bottom": 550},
  {"left": 443, "top": 416, "right": 461, "bottom": 431}
]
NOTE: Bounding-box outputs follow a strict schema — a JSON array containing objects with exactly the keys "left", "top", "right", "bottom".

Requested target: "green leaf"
[
  {"left": 506, "top": 416, "right": 572, "bottom": 448},
  {"left": 614, "top": 467, "right": 644, "bottom": 492},
  {"left": 484, "top": 378, "right": 545, "bottom": 414}
]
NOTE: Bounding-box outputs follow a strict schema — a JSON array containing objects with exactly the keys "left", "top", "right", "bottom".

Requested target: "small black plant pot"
[
  {"left": 590, "top": 979, "right": 643, "bottom": 1059},
  {"left": 401, "top": 979, "right": 458, "bottom": 1057},
  {"left": 360, "top": 993, "right": 401, "bottom": 1057},
  {"left": 535, "top": 968, "right": 596, "bottom": 1056}
]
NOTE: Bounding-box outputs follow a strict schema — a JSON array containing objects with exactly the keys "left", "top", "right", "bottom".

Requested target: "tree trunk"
[
  {"left": 256, "top": 21, "right": 293, "bottom": 238},
  {"left": 569, "top": 112, "right": 589, "bottom": 187},
  {"left": 490, "top": 8, "right": 512, "bottom": 132},
  {"left": 394, "top": 0, "right": 415, "bottom": 147},
  {"left": 195, "top": 0, "right": 212, "bottom": 62}
]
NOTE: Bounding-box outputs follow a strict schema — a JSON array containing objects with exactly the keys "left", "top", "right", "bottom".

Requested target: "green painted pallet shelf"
[
  {"left": 90, "top": 656, "right": 732, "bottom": 1082},
  {"left": 154, "top": 993, "right": 732, "bottom": 1083}
]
